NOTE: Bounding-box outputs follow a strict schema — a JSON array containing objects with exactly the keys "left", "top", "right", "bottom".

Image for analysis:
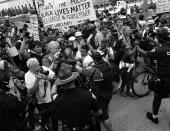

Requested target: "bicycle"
[
  {"left": 130, "top": 64, "right": 155, "bottom": 97},
  {"left": 114, "top": 55, "right": 155, "bottom": 98}
]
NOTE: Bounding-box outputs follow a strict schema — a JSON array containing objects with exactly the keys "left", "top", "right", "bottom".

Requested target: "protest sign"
[
  {"left": 9, "top": 14, "right": 40, "bottom": 41},
  {"left": 30, "top": 15, "right": 40, "bottom": 41},
  {"left": 156, "top": 0, "right": 170, "bottom": 14},
  {"left": 37, "top": 0, "right": 97, "bottom": 29},
  {"left": 116, "top": 1, "right": 127, "bottom": 9}
]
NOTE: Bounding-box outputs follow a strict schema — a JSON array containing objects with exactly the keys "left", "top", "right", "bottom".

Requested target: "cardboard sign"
[
  {"left": 11, "top": 14, "right": 40, "bottom": 41},
  {"left": 8, "top": 46, "right": 19, "bottom": 57},
  {"left": 30, "top": 15, "right": 40, "bottom": 41},
  {"left": 37, "top": 0, "right": 97, "bottom": 29},
  {"left": 116, "top": 1, "right": 127, "bottom": 9},
  {"left": 156, "top": 0, "right": 170, "bottom": 14}
]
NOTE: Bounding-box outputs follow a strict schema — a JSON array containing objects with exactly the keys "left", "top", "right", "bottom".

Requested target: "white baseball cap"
[
  {"left": 147, "top": 20, "right": 155, "bottom": 25},
  {"left": 75, "top": 32, "right": 83, "bottom": 37},
  {"left": 69, "top": 36, "right": 76, "bottom": 41}
]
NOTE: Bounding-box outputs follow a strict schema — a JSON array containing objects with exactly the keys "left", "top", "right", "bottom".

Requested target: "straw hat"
[{"left": 55, "top": 63, "right": 79, "bottom": 85}]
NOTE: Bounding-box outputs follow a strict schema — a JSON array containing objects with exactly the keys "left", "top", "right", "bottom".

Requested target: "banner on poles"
[
  {"left": 156, "top": 0, "right": 170, "bottom": 14},
  {"left": 37, "top": 0, "right": 97, "bottom": 29}
]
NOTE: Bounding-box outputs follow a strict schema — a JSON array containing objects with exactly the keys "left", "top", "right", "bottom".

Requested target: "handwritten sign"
[
  {"left": 37, "top": 0, "right": 97, "bottom": 29},
  {"left": 116, "top": 1, "right": 127, "bottom": 9},
  {"left": 156, "top": 0, "right": 170, "bottom": 13},
  {"left": 10, "top": 14, "right": 40, "bottom": 41},
  {"left": 30, "top": 15, "right": 40, "bottom": 41}
]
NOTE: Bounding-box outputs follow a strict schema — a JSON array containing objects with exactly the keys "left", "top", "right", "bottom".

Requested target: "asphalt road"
[{"left": 109, "top": 94, "right": 170, "bottom": 131}]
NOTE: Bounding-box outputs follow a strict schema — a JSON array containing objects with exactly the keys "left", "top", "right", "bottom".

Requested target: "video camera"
[
  {"left": 54, "top": 58, "right": 77, "bottom": 75},
  {"left": 37, "top": 66, "right": 49, "bottom": 76}
]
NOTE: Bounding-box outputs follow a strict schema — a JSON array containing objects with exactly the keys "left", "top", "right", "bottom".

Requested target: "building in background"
[
  {"left": 0, "top": 0, "right": 33, "bottom": 11},
  {"left": 92, "top": 0, "right": 110, "bottom": 5}
]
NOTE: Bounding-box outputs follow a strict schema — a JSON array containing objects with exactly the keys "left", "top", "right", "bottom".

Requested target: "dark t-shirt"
[
  {"left": 52, "top": 88, "right": 100, "bottom": 126},
  {"left": 146, "top": 45, "right": 170, "bottom": 76},
  {"left": 13, "top": 54, "right": 28, "bottom": 72}
]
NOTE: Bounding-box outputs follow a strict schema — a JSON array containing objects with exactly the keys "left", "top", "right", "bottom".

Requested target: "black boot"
[{"left": 146, "top": 112, "right": 159, "bottom": 124}]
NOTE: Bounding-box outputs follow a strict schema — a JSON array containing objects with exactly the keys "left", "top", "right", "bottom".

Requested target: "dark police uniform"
[
  {"left": 50, "top": 88, "right": 101, "bottom": 130},
  {"left": 82, "top": 61, "right": 113, "bottom": 121},
  {"left": 146, "top": 45, "right": 170, "bottom": 115}
]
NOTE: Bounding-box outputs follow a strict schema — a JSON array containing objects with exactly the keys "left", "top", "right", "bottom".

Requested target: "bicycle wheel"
[{"left": 131, "top": 71, "right": 152, "bottom": 98}]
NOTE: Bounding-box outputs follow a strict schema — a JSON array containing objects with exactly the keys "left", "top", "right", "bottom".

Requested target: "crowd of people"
[{"left": 0, "top": 2, "right": 170, "bottom": 131}]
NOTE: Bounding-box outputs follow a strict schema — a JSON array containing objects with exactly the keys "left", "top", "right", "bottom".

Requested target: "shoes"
[
  {"left": 126, "top": 92, "right": 135, "bottom": 97},
  {"left": 120, "top": 91, "right": 127, "bottom": 97},
  {"left": 146, "top": 112, "right": 159, "bottom": 124}
]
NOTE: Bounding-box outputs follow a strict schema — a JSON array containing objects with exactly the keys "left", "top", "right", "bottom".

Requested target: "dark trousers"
[
  {"left": 93, "top": 87, "right": 112, "bottom": 120},
  {"left": 37, "top": 102, "right": 58, "bottom": 131},
  {"left": 152, "top": 77, "right": 170, "bottom": 115},
  {"left": 120, "top": 67, "right": 132, "bottom": 93}
]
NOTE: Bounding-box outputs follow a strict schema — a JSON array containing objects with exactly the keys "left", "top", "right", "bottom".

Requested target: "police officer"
[
  {"left": 137, "top": 27, "right": 170, "bottom": 124},
  {"left": 76, "top": 51, "right": 113, "bottom": 131},
  {"left": 0, "top": 61, "right": 27, "bottom": 131},
  {"left": 43, "top": 62, "right": 112, "bottom": 131}
]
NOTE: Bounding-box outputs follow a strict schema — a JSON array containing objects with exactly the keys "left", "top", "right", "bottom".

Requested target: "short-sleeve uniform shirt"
[
  {"left": 146, "top": 45, "right": 170, "bottom": 76},
  {"left": 53, "top": 88, "right": 100, "bottom": 126}
]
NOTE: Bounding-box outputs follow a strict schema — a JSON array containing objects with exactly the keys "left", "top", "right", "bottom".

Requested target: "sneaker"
[
  {"left": 120, "top": 91, "right": 127, "bottom": 97},
  {"left": 126, "top": 92, "right": 135, "bottom": 97},
  {"left": 146, "top": 112, "right": 159, "bottom": 124}
]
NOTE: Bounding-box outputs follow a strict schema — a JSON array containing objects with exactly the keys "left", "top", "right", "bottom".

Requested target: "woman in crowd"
[{"left": 42, "top": 41, "right": 60, "bottom": 70}]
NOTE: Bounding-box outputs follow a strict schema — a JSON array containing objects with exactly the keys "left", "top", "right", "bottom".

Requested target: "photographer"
[
  {"left": 97, "top": 39, "right": 114, "bottom": 62},
  {"left": 42, "top": 62, "right": 113, "bottom": 131},
  {"left": 25, "top": 57, "right": 57, "bottom": 130},
  {"left": 0, "top": 60, "right": 27, "bottom": 131}
]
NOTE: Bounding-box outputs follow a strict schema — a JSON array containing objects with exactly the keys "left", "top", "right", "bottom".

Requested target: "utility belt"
[{"left": 63, "top": 125, "right": 92, "bottom": 131}]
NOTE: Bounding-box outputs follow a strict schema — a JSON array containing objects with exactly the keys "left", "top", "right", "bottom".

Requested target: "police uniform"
[
  {"left": 146, "top": 44, "right": 170, "bottom": 117},
  {"left": 44, "top": 62, "right": 102, "bottom": 131},
  {"left": 82, "top": 60, "right": 113, "bottom": 121},
  {"left": 52, "top": 88, "right": 100, "bottom": 127}
]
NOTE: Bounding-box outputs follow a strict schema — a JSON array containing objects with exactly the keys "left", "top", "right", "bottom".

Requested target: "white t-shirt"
[
  {"left": 82, "top": 55, "right": 94, "bottom": 68},
  {"left": 37, "top": 79, "right": 52, "bottom": 104},
  {"left": 25, "top": 66, "right": 55, "bottom": 90},
  {"left": 25, "top": 66, "right": 55, "bottom": 104},
  {"left": 25, "top": 71, "right": 36, "bottom": 90}
]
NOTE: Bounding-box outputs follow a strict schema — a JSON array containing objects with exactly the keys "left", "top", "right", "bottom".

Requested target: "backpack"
[{"left": 93, "top": 63, "right": 120, "bottom": 86}]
